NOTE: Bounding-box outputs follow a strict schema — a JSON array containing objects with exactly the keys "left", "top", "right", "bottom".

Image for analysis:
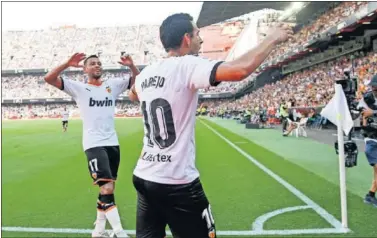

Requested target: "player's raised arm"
[
  {"left": 215, "top": 24, "right": 293, "bottom": 82},
  {"left": 44, "top": 53, "right": 86, "bottom": 89},
  {"left": 181, "top": 20, "right": 293, "bottom": 90},
  {"left": 118, "top": 54, "right": 140, "bottom": 88}
]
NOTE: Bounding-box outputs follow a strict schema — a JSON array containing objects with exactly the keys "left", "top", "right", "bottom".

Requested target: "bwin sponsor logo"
[{"left": 89, "top": 97, "right": 113, "bottom": 107}]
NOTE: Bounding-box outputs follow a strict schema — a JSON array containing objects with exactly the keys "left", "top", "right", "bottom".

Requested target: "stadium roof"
[{"left": 196, "top": 2, "right": 292, "bottom": 28}]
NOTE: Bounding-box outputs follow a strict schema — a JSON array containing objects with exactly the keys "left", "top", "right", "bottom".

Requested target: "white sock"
[
  {"left": 105, "top": 206, "right": 123, "bottom": 233},
  {"left": 94, "top": 209, "right": 107, "bottom": 233}
]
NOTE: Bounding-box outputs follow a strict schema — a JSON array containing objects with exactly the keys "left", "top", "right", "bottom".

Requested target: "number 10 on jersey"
[{"left": 141, "top": 98, "right": 177, "bottom": 149}]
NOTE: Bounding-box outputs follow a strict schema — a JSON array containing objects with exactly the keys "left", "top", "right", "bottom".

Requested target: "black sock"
[
  {"left": 97, "top": 193, "right": 103, "bottom": 210},
  {"left": 99, "top": 194, "right": 116, "bottom": 211},
  {"left": 368, "top": 191, "right": 375, "bottom": 198}
]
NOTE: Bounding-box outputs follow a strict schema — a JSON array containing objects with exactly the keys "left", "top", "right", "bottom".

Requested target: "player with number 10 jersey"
[{"left": 129, "top": 13, "right": 293, "bottom": 238}]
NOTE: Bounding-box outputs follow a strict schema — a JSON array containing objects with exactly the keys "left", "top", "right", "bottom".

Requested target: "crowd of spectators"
[
  {"left": 1, "top": 69, "right": 255, "bottom": 98},
  {"left": 3, "top": 50, "right": 376, "bottom": 120},
  {"left": 2, "top": 25, "right": 163, "bottom": 69},
  {"left": 204, "top": 51, "right": 377, "bottom": 118},
  {"left": 2, "top": 102, "right": 140, "bottom": 119},
  {"left": 262, "top": 2, "right": 367, "bottom": 65},
  {"left": 196, "top": 2, "right": 368, "bottom": 94},
  {"left": 2, "top": 2, "right": 374, "bottom": 121},
  {"left": 5, "top": 50, "right": 374, "bottom": 120},
  {"left": 1, "top": 71, "right": 131, "bottom": 99},
  {"left": 2, "top": 20, "right": 244, "bottom": 70},
  {"left": 4, "top": 2, "right": 367, "bottom": 96},
  {"left": 2, "top": 20, "right": 246, "bottom": 96}
]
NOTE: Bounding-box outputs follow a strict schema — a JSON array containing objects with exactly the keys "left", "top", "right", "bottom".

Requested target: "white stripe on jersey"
[{"left": 133, "top": 55, "right": 223, "bottom": 185}]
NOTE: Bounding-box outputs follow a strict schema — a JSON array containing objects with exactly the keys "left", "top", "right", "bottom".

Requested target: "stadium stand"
[
  {"left": 2, "top": 1, "right": 377, "bottom": 123},
  {"left": 204, "top": 51, "right": 377, "bottom": 119},
  {"left": 2, "top": 25, "right": 154, "bottom": 69},
  {"left": 2, "top": 21, "right": 244, "bottom": 70},
  {"left": 1, "top": 19, "right": 245, "bottom": 119},
  {"left": 195, "top": 1, "right": 377, "bottom": 129},
  {"left": 1, "top": 20, "right": 247, "bottom": 103},
  {"left": 1, "top": 71, "right": 131, "bottom": 99},
  {"left": 263, "top": 2, "right": 368, "bottom": 65},
  {"left": 2, "top": 102, "right": 141, "bottom": 120}
]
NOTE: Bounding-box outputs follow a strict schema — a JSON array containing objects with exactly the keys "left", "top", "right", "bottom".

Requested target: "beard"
[{"left": 92, "top": 72, "right": 102, "bottom": 80}]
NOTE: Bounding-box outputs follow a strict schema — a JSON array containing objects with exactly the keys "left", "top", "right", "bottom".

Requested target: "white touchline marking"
[
  {"left": 252, "top": 205, "right": 311, "bottom": 231},
  {"left": 1, "top": 226, "right": 349, "bottom": 236},
  {"left": 199, "top": 119, "right": 348, "bottom": 231}
]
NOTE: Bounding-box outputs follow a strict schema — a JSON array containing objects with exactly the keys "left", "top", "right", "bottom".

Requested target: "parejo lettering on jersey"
[
  {"left": 133, "top": 55, "right": 223, "bottom": 185},
  {"left": 141, "top": 76, "right": 165, "bottom": 91},
  {"left": 60, "top": 76, "right": 131, "bottom": 150}
]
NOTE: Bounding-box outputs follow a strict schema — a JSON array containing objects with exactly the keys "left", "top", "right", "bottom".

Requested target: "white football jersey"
[
  {"left": 61, "top": 76, "right": 131, "bottom": 151},
  {"left": 133, "top": 55, "right": 223, "bottom": 184},
  {"left": 62, "top": 111, "right": 69, "bottom": 121}
]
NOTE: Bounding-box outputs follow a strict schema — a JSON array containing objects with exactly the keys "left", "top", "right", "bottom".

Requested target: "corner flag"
[
  {"left": 320, "top": 84, "right": 354, "bottom": 136},
  {"left": 320, "top": 83, "right": 354, "bottom": 230}
]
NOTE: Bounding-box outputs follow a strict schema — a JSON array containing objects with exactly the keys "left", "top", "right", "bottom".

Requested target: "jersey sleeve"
[
  {"left": 60, "top": 77, "right": 83, "bottom": 99},
  {"left": 108, "top": 75, "right": 131, "bottom": 97},
  {"left": 182, "top": 55, "right": 224, "bottom": 90}
]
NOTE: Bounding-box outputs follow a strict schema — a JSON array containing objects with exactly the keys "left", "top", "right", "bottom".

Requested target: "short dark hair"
[
  {"left": 160, "top": 13, "right": 194, "bottom": 52},
  {"left": 84, "top": 55, "right": 99, "bottom": 65}
]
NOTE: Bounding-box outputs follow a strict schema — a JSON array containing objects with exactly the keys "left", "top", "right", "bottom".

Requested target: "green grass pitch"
[{"left": 2, "top": 118, "right": 377, "bottom": 237}]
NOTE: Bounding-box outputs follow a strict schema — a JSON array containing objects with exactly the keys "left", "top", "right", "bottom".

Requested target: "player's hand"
[
  {"left": 66, "top": 53, "right": 86, "bottom": 68},
  {"left": 118, "top": 54, "right": 134, "bottom": 67},
  {"left": 362, "top": 108, "right": 374, "bottom": 118},
  {"left": 265, "top": 23, "right": 294, "bottom": 44}
]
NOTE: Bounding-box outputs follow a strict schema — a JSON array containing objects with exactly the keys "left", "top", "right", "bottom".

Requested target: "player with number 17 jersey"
[{"left": 44, "top": 53, "right": 139, "bottom": 238}]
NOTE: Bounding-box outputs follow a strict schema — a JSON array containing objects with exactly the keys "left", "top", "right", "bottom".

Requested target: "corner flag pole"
[{"left": 335, "top": 102, "right": 348, "bottom": 229}]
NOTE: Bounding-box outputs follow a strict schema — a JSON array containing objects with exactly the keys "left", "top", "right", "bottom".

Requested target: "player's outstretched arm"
[
  {"left": 215, "top": 24, "right": 293, "bottom": 82},
  {"left": 118, "top": 54, "right": 140, "bottom": 88},
  {"left": 44, "top": 53, "right": 86, "bottom": 89}
]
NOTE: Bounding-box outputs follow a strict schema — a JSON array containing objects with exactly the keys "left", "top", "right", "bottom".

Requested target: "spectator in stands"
[
  {"left": 307, "top": 108, "right": 321, "bottom": 128},
  {"left": 280, "top": 101, "right": 289, "bottom": 133}
]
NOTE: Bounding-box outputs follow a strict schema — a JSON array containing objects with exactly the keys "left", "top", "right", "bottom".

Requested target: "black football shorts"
[
  {"left": 133, "top": 175, "right": 216, "bottom": 238},
  {"left": 85, "top": 146, "right": 120, "bottom": 185}
]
